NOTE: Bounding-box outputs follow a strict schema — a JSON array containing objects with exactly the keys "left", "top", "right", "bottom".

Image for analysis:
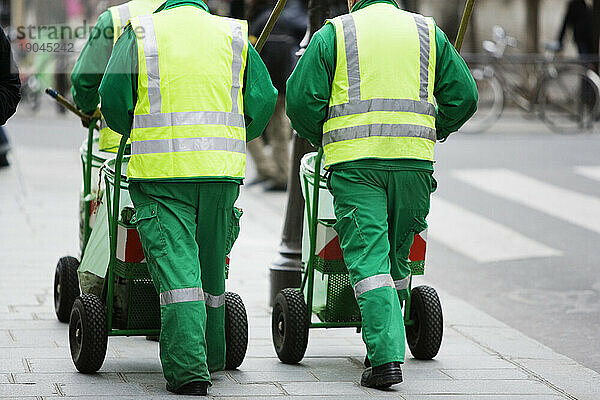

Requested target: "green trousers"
[
  {"left": 129, "top": 181, "right": 241, "bottom": 389},
  {"left": 328, "top": 168, "right": 435, "bottom": 367}
]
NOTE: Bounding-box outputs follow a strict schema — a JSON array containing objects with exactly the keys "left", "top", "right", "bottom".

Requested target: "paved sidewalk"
[{"left": 1, "top": 115, "right": 599, "bottom": 399}]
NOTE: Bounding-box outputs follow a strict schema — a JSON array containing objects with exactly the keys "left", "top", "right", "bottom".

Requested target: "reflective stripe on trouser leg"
[
  {"left": 394, "top": 275, "right": 411, "bottom": 291},
  {"left": 160, "top": 287, "right": 204, "bottom": 306},
  {"left": 205, "top": 292, "right": 225, "bottom": 308},
  {"left": 353, "top": 274, "right": 395, "bottom": 298},
  {"left": 329, "top": 169, "right": 405, "bottom": 366}
]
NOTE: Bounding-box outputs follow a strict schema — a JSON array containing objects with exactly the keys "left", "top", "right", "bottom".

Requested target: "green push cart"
[
  {"left": 271, "top": 149, "right": 443, "bottom": 363},
  {"left": 53, "top": 119, "right": 107, "bottom": 323},
  {"left": 65, "top": 134, "right": 249, "bottom": 373}
]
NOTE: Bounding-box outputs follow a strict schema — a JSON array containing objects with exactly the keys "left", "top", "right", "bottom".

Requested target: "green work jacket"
[
  {"left": 98, "top": 0, "right": 278, "bottom": 183},
  {"left": 286, "top": 0, "right": 478, "bottom": 172},
  {"left": 71, "top": 10, "right": 124, "bottom": 114}
]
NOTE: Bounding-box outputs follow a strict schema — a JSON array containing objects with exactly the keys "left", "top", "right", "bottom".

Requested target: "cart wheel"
[
  {"left": 69, "top": 294, "right": 108, "bottom": 373},
  {"left": 54, "top": 256, "right": 81, "bottom": 323},
  {"left": 272, "top": 288, "right": 309, "bottom": 364},
  {"left": 405, "top": 285, "right": 443, "bottom": 360},
  {"left": 224, "top": 291, "right": 248, "bottom": 370}
]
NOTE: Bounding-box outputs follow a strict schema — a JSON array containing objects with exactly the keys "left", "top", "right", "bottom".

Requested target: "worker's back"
[
  {"left": 127, "top": 6, "right": 249, "bottom": 180},
  {"left": 323, "top": 3, "right": 437, "bottom": 167}
]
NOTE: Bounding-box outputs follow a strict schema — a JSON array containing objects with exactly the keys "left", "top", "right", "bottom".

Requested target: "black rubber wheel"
[
  {"left": 69, "top": 294, "right": 108, "bottom": 373},
  {"left": 224, "top": 291, "right": 248, "bottom": 370},
  {"left": 406, "top": 285, "right": 443, "bottom": 360},
  {"left": 54, "top": 256, "right": 81, "bottom": 323},
  {"left": 272, "top": 288, "right": 309, "bottom": 364}
]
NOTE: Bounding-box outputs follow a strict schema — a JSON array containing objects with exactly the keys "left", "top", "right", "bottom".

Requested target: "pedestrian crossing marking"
[
  {"left": 429, "top": 197, "right": 561, "bottom": 263},
  {"left": 574, "top": 166, "right": 600, "bottom": 182},
  {"left": 453, "top": 168, "right": 600, "bottom": 236}
]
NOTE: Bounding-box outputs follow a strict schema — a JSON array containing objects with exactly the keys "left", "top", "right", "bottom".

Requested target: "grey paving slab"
[
  {"left": 441, "top": 368, "right": 530, "bottom": 380},
  {"left": 9, "top": 329, "right": 68, "bottom": 347},
  {"left": 401, "top": 396, "right": 568, "bottom": 400},
  {"left": 282, "top": 381, "right": 369, "bottom": 396},
  {"left": 228, "top": 370, "right": 318, "bottom": 383},
  {"left": 0, "top": 359, "right": 27, "bottom": 373},
  {"left": 121, "top": 372, "right": 165, "bottom": 384},
  {"left": 0, "top": 383, "right": 59, "bottom": 396},
  {"left": 364, "top": 379, "right": 559, "bottom": 396},
  {"left": 211, "top": 397, "right": 406, "bottom": 400},
  {"left": 27, "top": 357, "right": 162, "bottom": 374},
  {"left": 404, "top": 356, "right": 514, "bottom": 370},
  {"left": 58, "top": 382, "right": 148, "bottom": 396},
  {"left": 13, "top": 372, "right": 122, "bottom": 384},
  {"left": 513, "top": 358, "right": 600, "bottom": 400},
  {"left": 0, "top": 313, "right": 36, "bottom": 321},
  {"left": 0, "top": 347, "right": 69, "bottom": 359}
]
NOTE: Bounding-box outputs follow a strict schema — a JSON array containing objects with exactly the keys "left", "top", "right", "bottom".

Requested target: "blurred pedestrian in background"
[
  {"left": 557, "top": 0, "right": 595, "bottom": 56},
  {"left": 246, "top": 0, "right": 307, "bottom": 191},
  {"left": 0, "top": 26, "right": 21, "bottom": 168}
]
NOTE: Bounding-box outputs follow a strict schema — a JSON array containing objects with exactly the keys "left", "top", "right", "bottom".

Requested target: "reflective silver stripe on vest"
[
  {"left": 323, "top": 123, "right": 436, "bottom": 146},
  {"left": 138, "top": 15, "right": 162, "bottom": 114},
  {"left": 340, "top": 14, "right": 361, "bottom": 102},
  {"left": 132, "top": 136, "right": 246, "bottom": 155},
  {"left": 133, "top": 110, "right": 245, "bottom": 129},
  {"left": 354, "top": 274, "right": 395, "bottom": 298},
  {"left": 160, "top": 287, "right": 204, "bottom": 306},
  {"left": 229, "top": 20, "right": 244, "bottom": 114},
  {"left": 394, "top": 275, "right": 411, "bottom": 291},
  {"left": 117, "top": 4, "right": 131, "bottom": 31},
  {"left": 413, "top": 15, "right": 430, "bottom": 102},
  {"left": 205, "top": 293, "right": 225, "bottom": 308},
  {"left": 327, "top": 98, "right": 436, "bottom": 120}
]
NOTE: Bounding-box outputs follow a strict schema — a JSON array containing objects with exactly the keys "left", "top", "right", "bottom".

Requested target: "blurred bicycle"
[{"left": 463, "top": 26, "right": 600, "bottom": 134}]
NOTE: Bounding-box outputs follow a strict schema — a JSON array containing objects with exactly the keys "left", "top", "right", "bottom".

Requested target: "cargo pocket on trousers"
[
  {"left": 333, "top": 208, "right": 367, "bottom": 269},
  {"left": 225, "top": 207, "right": 243, "bottom": 255},
  {"left": 132, "top": 202, "right": 167, "bottom": 259}
]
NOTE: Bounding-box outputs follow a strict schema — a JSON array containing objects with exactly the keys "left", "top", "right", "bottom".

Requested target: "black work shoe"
[
  {"left": 360, "top": 361, "right": 403, "bottom": 389},
  {"left": 166, "top": 381, "right": 209, "bottom": 396},
  {"left": 145, "top": 335, "right": 159, "bottom": 342}
]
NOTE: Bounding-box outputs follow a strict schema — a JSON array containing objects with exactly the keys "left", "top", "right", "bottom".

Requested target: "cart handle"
[{"left": 45, "top": 88, "right": 102, "bottom": 131}]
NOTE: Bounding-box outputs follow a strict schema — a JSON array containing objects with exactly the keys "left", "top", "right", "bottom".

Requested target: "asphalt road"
[{"left": 5, "top": 102, "right": 600, "bottom": 373}]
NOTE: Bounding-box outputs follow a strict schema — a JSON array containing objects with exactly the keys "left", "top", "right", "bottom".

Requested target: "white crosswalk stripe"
[
  {"left": 574, "top": 166, "right": 600, "bottom": 182},
  {"left": 453, "top": 168, "right": 600, "bottom": 235},
  {"left": 428, "top": 197, "right": 561, "bottom": 263}
]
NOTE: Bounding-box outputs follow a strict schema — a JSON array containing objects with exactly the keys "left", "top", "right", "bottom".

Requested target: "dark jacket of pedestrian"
[
  {"left": 249, "top": 0, "right": 307, "bottom": 93},
  {"left": 558, "top": 0, "right": 595, "bottom": 55},
  {"left": 0, "top": 27, "right": 20, "bottom": 125}
]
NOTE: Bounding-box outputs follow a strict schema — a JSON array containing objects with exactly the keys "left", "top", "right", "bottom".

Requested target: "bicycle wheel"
[
  {"left": 460, "top": 67, "right": 504, "bottom": 134},
  {"left": 539, "top": 67, "right": 600, "bottom": 134}
]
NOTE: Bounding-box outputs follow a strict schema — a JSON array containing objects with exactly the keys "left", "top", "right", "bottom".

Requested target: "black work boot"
[
  {"left": 166, "top": 381, "right": 209, "bottom": 396},
  {"left": 361, "top": 361, "right": 403, "bottom": 389}
]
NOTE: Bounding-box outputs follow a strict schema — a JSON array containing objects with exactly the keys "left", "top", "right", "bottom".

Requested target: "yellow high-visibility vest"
[
  {"left": 127, "top": 6, "right": 248, "bottom": 180},
  {"left": 99, "top": 0, "right": 163, "bottom": 152},
  {"left": 323, "top": 3, "right": 437, "bottom": 168}
]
